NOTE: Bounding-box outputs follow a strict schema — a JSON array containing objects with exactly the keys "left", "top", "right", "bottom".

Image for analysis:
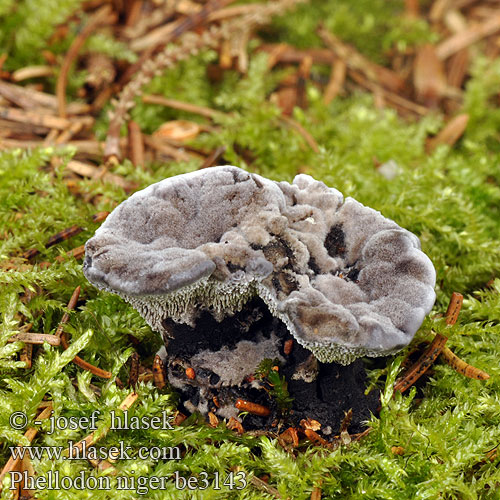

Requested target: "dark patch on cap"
[
  {"left": 325, "top": 224, "right": 346, "bottom": 258},
  {"left": 346, "top": 267, "right": 360, "bottom": 282},
  {"left": 307, "top": 255, "right": 321, "bottom": 275}
]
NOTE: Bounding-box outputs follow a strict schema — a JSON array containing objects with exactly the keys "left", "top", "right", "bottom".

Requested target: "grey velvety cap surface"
[{"left": 83, "top": 165, "right": 436, "bottom": 364}]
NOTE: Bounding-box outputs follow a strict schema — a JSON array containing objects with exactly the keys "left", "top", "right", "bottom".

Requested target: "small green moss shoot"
[{"left": 255, "top": 358, "right": 293, "bottom": 412}]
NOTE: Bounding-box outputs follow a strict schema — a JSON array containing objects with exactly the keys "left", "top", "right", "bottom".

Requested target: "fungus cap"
[{"left": 83, "top": 165, "right": 436, "bottom": 364}]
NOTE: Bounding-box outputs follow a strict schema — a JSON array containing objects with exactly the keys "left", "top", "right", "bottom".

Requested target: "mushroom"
[{"left": 84, "top": 165, "right": 436, "bottom": 366}]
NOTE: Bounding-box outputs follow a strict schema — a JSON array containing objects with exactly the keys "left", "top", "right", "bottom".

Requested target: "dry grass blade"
[
  {"left": 60, "top": 332, "right": 112, "bottom": 379},
  {"left": 19, "top": 454, "right": 35, "bottom": 498},
  {"left": 348, "top": 72, "right": 428, "bottom": 116},
  {"left": 46, "top": 225, "right": 83, "bottom": 248},
  {"left": 0, "top": 81, "right": 88, "bottom": 114},
  {"left": 144, "top": 135, "right": 195, "bottom": 162},
  {"left": 304, "top": 428, "right": 333, "bottom": 449},
  {"left": 66, "top": 160, "right": 137, "bottom": 191},
  {"left": 154, "top": 120, "right": 201, "bottom": 142},
  {"left": 447, "top": 49, "right": 469, "bottom": 89},
  {"left": 260, "top": 44, "right": 335, "bottom": 65},
  {"left": 208, "top": 4, "right": 261, "bottom": 21},
  {"left": 430, "top": 0, "right": 453, "bottom": 22},
  {"left": 56, "top": 286, "right": 112, "bottom": 379},
  {"left": 92, "top": 212, "right": 110, "bottom": 223},
  {"left": 11, "top": 66, "right": 54, "bottom": 82},
  {"left": 53, "top": 245, "right": 86, "bottom": 264}
]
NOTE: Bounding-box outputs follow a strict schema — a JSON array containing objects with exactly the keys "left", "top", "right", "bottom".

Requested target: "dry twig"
[
  {"left": 436, "top": 14, "right": 500, "bottom": 59},
  {"left": 250, "top": 476, "right": 282, "bottom": 499},
  {"left": 8, "top": 333, "right": 60, "bottom": 346},
  {"left": 57, "top": 5, "right": 114, "bottom": 118},
  {"left": 128, "top": 120, "right": 145, "bottom": 167},
  {"left": 394, "top": 333, "right": 448, "bottom": 393}
]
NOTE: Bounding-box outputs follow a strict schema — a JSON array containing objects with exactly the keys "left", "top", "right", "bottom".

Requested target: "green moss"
[
  {"left": 260, "top": 0, "right": 437, "bottom": 64},
  {"left": 2, "top": 1, "right": 500, "bottom": 498},
  {"left": 0, "top": 0, "right": 84, "bottom": 69}
]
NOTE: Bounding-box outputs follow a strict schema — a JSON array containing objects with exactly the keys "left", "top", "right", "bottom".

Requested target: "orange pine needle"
[
  {"left": 152, "top": 355, "right": 167, "bottom": 389},
  {"left": 441, "top": 347, "right": 490, "bottom": 380},
  {"left": 394, "top": 333, "right": 448, "bottom": 393},
  {"left": 235, "top": 399, "right": 270, "bottom": 417}
]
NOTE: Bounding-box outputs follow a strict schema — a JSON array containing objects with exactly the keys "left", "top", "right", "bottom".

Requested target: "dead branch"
[{"left": 445, "top": 291, "right": 464, "bottom": 325}]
